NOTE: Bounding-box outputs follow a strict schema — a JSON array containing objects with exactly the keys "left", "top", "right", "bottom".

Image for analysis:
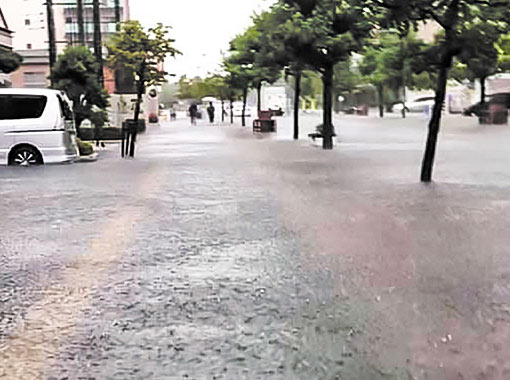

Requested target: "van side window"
[
  {"left": 0, "top": 95, "right": 9, "bottom": 119},
  {"left": 0, "top": 95, "right": 48, "bottom": 120},
  {"left": 57, "top": 95, "right": 73, "bottom": 120}
]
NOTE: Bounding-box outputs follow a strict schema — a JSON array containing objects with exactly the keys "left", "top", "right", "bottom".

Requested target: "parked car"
[
  {"left": 0, "top": 89, "right": 78, "bottom": 166},
  {"left": 463, "top": 93, "right": 510, "bottom": 117},
  {"left": 392, "top": 96, "right": 436, "bottom": 113}
]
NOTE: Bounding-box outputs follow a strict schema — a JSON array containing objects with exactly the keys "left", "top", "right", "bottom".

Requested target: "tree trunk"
[
  {"left": 131, "top": 79, "right": 144, "bottom": 158},
  {"left": 421, "top": 60, "right": 451, "bottom": 182},
  {"left": 46, "top": 0, "right": 56, "bottom": 79},
  {"left": 76, "top": 0, "right": 85, "bottom": 45},
  {"left": 322, "top": 64, "right": 334, "bottom": 150},
  {"left": 378, "top": 86, "right": 384, "bottom": 118},
  {"left": 230, "top": 99, "right": 234, "bottom": 124},
  {"left": 221, "top": 99, "right": 225, "bottom": 123},
  {"left": 294, "top": 72, "right": 301, "bottom": 140},
  {"left": 242, "top": 88, "right": 247, "bottom": 127},
  {"left": 480, "top": 76, "right": 486, "bottom": 104},
  {"left": 92, "top": 0, "right": 103, "bottom": 86},
  {"left": 73, "top": 103, "right": 82, "bottom": 139},
  {"left": 257, "top": 82, "right": 262, "bottom": 114}
]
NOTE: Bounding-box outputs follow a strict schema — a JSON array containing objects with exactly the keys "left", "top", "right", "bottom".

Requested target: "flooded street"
[{"left": 1, "top": 114, "right": 510, "bottom": 379}]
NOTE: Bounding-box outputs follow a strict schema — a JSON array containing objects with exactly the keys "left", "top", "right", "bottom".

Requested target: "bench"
[{"left": 253, "top": 110, "right": 276, "bottom": 133}]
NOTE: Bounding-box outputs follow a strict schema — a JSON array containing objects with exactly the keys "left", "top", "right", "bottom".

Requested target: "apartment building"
[{"left": 0, "top": 0, "right": 129, "bottom": 90}]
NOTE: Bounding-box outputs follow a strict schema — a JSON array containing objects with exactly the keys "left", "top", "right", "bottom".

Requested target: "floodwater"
[{"left": 1, "top": 113, "right": 510, "bottom": 379}]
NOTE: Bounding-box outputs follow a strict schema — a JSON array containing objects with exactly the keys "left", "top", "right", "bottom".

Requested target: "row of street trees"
[
  {"left": 47, "top": 17, "right": 178, "bottom": 156},
  {"left": 196, "top": 0, "right": 510, "bottom": 182}
]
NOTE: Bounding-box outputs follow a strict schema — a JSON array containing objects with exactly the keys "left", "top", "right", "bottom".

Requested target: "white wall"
[{"left": 0, "top": 0, "right": 48, "bottom": 51}]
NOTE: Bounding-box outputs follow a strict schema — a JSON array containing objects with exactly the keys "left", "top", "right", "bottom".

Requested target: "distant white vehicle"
[
  {"left": 393, "top": 96, "right": 436, "bottom": 113},
  {"left": 0, "top": 89, "right": 78, "bottom": 166}
]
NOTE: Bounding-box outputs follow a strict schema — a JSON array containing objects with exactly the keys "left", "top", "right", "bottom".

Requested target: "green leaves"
[
  {"left": 51, "top": 46, "right": 109, "bottom": 131},
  {"left": 107, "top": 21, "right": 181, "bottom": 90},
  {"left": 0, "top": 49, "right": 22, "bottom": 74}
]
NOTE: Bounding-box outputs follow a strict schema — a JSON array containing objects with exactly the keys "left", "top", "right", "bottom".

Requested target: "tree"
[
  {"left": 107, "top": 21, "right": 180, "bottom": 156},
  {"left": 225, "top": 19, "right": 283, "bottom": 126},
  {"left": 51, "top": 46, "right": 109, "bottom": 139},
  {"left": 459, "top": 23, "right": 500, "bottom": 104},
  {"left": 259, "top": 3, "right": 309, "bottom": 139},
  {"left": 498, "top": 35, "right": 510, "bottom": 71},
  {"left": 280, "top": 0, "right": 372, "bottom": 149},
  {"left": 223, "top": 57, "right": 252, "bottom": 127},
  {"left": 365, "top": 0, "right": 510, "bottom": 182},
  {"left": 203, "top": 75, "right": 231, "bottom": 122},
  {"left": 250, "top": 11, "right": 285, "bottom": 113},
  {"left": 0, "top": 49, "right": 22, "bottom": 74},
  {"left": 359, "top": 43, "right": 389, "bottom": 117},
  {"left": 333, "top": 58, "right": 361, "bottom": 110}
]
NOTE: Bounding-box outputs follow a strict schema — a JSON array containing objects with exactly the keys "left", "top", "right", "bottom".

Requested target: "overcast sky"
[{"left": 129, "top": 0, "right": 276, "bottom": 81}]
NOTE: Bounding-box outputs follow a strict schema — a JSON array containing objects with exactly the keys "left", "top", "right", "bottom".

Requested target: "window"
[
  {"left": 25, "top": 19, "right": 30, "bottom": 25},
  {"left": 23, "top": 72, "right": 46, "bottom": 88},
  {"left": 0, "top": 95, "right": 47, "bottom": 120},
  {"left": 27, "top": 43, "right": 32, "bottom": 49}
]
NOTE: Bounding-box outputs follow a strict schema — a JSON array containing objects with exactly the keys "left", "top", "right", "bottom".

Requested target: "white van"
[{"left": 0, "top": 89, "right": 78, "bottom": 165}]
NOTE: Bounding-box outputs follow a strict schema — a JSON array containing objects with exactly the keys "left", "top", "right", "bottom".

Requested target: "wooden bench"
[{"left": 253, "top": 110, "right": 276, "bottom": 133}]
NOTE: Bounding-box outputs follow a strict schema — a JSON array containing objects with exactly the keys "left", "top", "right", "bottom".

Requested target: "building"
[
  {"left": 62, "top": 0, "right": 129, "bottom": 48},
  {"left": 0, "top": 5, "right": 14, "bottom": 87},
  {"left": 0, "top": 0, "right": 129, "bottom": 89}
]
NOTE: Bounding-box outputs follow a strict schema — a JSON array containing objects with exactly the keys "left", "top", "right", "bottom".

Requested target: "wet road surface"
[{"left": 1, "top": 114, "right": 510, "bottom": 379}]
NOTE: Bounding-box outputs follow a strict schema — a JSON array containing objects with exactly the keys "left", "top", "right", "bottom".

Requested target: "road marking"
[{"left": 0, "top": 169, "right": 162, "bottom": 379}]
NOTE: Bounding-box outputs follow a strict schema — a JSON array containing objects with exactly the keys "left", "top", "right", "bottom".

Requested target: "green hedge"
[
  {"left": 79, "top": 127, "right": 123, "bottom": 141},
  {"left": 76, "top": 138, "right": 94, "bottom": 156}
]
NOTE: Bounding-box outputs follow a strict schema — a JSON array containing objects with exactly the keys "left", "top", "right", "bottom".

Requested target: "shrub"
[{"left": 76, "top": 138, "right": 94, "bottom": 156}]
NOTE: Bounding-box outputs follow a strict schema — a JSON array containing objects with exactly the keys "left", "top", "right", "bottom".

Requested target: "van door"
[{"left": 0, "top": 95, "right": 15, "bottom": 164}]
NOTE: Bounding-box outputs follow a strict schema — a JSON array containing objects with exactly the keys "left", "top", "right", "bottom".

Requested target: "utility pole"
[
  {"left": 46, "top": 0, "right": 56, "bottom": 81},
  {"left": 92, "top": 0, "right": 103, "bottom": 85},
  {"left": 114, "top": 0, "right": 121, "bottom": 31},
  {"left": 77, "top": 0, "right": 85, "bottom": 46}
]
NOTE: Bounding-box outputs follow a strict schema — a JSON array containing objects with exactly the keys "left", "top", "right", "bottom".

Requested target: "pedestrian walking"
[
  {"left": 207, "top": 102, "right": 215, "bottom": 124},
  {"left": 189, "top": 103, "right": 198, "bottom": 126}
]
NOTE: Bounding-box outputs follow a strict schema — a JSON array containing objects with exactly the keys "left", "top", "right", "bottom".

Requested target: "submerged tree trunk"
[
  {"left": 378, "top": 86, "right": 384, "bottom": 118},
  {"left": 401, "top": 85, "right": 407, "bottom": 119},
  {"left": 293, "top": 72, "right": 301, "bottom": 140},
  {"left": 230, "top": 99, "right": 234, "bottom": 124},
  {"left": 421, "top": 58, "right": 452, "bottom": 182},
  {"left": 257, "top": 82, "right": 262, "bottom": 114},
  {"left": 480, "top": 76, "right": 487, "bottom": 104},
  {"left": 242, "top": 87, "right": 247, "bottom": 127},
  {"left": 322, "top": 64, "right": 334, "bottom": 150},
  {"left": 73, "top": 102, "right": 82, "bottom": 139}
]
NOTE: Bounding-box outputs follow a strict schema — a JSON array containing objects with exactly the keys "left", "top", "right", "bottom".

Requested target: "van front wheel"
[{"left": 9, "top": 146, "right": 43, "bottom": 166}]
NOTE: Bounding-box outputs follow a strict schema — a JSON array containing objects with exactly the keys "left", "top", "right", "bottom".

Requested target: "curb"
[{"left": 76, "top": 152, "right": 99, "bottom": 163}]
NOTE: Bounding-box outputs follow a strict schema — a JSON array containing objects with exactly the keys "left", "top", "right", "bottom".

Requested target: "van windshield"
[{"left": 0, "top": 95, "right": 47, "bottom": 120}]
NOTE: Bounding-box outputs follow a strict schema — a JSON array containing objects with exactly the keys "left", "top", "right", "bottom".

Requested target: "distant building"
[
  {"left": 0, "top": 5, "right": 14, "bottom": 87},
  {"left": 10, "top": 49, "right": 50, "bottom": 88},
  {"left": 0, "top": 0, "right": 130, "bottom": 90}
]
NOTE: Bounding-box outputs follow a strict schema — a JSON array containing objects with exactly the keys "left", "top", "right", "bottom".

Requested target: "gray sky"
[{"left": 129, "top": 0, "right": 276, "bottom": 81}]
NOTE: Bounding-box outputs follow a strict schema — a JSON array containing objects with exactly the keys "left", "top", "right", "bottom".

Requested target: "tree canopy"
[
  {"left": 51, "top": 46, "right": 109, "bottom": 135},
  {"left": 0, "top": 48, "right": 22, "bottom": 74},
  {"left": 107, "top": 21, "right": 181, "bottom": 122}
]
